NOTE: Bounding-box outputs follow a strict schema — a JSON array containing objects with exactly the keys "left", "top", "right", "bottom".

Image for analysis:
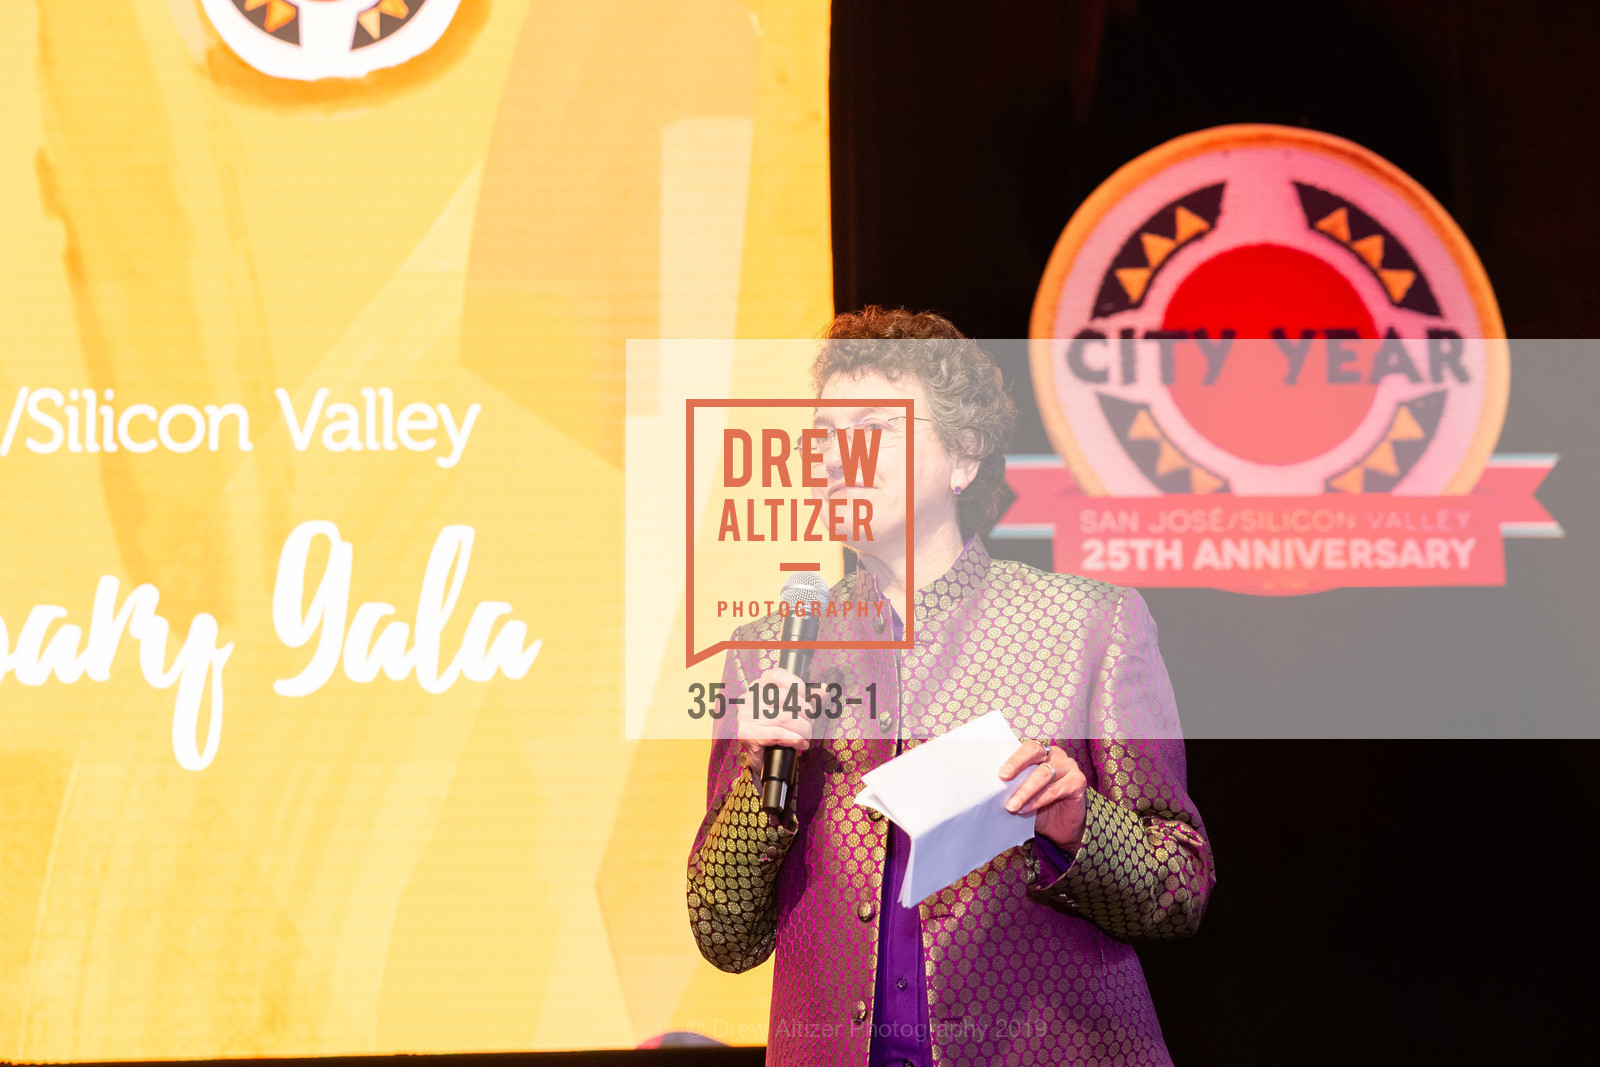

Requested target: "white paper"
[{"left": 853, "top": 709, "right": 1036, "bottom": 907}]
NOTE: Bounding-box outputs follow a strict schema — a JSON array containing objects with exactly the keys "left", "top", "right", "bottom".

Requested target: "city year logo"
[{"left": 1008, "top": 125, "right": 1559, "bottom": 594}]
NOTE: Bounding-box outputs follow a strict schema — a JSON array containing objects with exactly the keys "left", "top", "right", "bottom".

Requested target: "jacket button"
[
  {"left": 853, "top": 999, "right": 867, "bottom": 1023},
  {"left": 896, "top": 976, "right": 908, "bottom": 991},
  {"left": 857, "top": 902, "right": 875, "bottom": 922},
  {"left": 867, "top": 809, "right": 884, "bottom": 822}
]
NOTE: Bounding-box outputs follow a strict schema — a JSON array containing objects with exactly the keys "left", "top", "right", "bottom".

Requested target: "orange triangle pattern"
[
  {"left": 1117, "top": 406, "right": 1226, "bottom": 494},
  {"left": 1330, "top": 401, "right": 1436, "bottom": 492},
  {"left": 358, "top": 8, "right": 383, "bottom": 36},
  {"left": 1115, "top": 267, "right": 1152, "bottom": 303},
  {"left": 1140, "top": 232, "right": 1177, "bottom": 270},
  {"left": 1378, "top": 268, "right": 1415, "bottom": 302},
  {"left": 1364, "top": 440, "right": 1400, "bottom": 477},
  {"left": 1314, "top": 207, "right": 1352, "bottom": 243},
  {"left": 1118, "top": 204, "right": 1213, "bottom": 307},
  {"left": 1310, "top": 204, "right": 1430, "bottom": 310},
  {"left": 1127, "top": 408, "right": 1161, "bottom": 441},
  {"left": 1388, "top": 405, "right": 1425, "bottom": 441},
  {"left": 1349, "top": 234, "right": 1385, "bottom": 270},
  {"left": 1173, "top": 205, "right": 1211, "bottom": 243},
  {"left": 264, "top": 0, "right": 297, "bottom": 32},
  {"left": 378, "top": 0, "right": 411, "bottom": 16},
  {"left": 1189, "top": 467, "right": 1224, "bottom": 495},
  {"left": 1329, "top": 467, "right": 1365, "bottom": 494},
  {"left": 1154, "top": 440, "right": 1188, "bottom": 477}
]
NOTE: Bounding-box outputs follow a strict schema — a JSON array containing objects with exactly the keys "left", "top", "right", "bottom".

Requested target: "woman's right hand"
[{"left": 737, "top": 666, "right": 817, "bottom": 775}]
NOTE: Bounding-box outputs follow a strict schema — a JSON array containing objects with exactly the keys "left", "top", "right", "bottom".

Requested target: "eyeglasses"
[{"left": 792, "top": 415, "right": 933, "bottom": 454}]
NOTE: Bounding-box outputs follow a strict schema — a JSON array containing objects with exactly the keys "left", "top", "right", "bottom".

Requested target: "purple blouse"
[{"left": 869, "top": 610, "right": 1077, "bottom": 1067}]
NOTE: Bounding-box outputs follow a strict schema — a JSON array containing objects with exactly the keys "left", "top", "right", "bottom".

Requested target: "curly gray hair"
[{"left": 812, "top": 306, "right": 1016, "bottom": 540}]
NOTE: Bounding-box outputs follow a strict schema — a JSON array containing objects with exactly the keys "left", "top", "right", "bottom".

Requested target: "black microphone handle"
[{"left": 761, "top": 612, "right": 818, "bottom": 816}]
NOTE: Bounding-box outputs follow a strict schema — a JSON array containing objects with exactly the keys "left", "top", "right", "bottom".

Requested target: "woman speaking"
[{"left": 687, "top": 307, "right": 1214, "bottom": 1066}]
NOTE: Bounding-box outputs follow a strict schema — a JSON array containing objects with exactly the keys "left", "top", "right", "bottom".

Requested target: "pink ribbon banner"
[{"left": 996, "top": 454, "right": 1561, "bottom": 594}]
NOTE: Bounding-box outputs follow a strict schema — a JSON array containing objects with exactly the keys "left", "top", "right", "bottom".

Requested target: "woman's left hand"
[{"left": 999, "top": 742, "right": 1088, "bottom": 850}]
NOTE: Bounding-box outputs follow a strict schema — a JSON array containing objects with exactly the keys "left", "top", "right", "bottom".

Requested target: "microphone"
[{"left": 761, "top": 571, "right": 832, "bottom": 817}]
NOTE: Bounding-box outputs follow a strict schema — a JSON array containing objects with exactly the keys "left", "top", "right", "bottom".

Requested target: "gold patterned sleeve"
[
  {"left": 1026, "top": 588, "right": 1216, "bottom": 941},
  {"left": 685, "top": 648, "right": 800, "bottom": 973}
]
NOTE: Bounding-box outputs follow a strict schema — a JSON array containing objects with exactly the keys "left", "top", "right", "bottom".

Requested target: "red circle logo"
[{"left": 1030, "top": 125, "right": 1506, "bottom": 498}]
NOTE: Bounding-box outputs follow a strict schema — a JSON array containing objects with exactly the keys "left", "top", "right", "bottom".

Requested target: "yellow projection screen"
[{"left": 0, "top": 0, "right": 830, "bottom": 1057}]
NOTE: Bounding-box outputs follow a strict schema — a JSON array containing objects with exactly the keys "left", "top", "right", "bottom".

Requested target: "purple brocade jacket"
[{"left": 687, "top": 538, "right": 1215, "bottom": 1066}]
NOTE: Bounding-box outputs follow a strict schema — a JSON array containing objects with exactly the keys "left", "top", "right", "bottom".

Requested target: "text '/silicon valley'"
[{"left": 0, "top": 386, "right": 480, "bottom": 468}]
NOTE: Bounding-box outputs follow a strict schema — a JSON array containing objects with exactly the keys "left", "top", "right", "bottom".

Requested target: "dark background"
[{"left": 831, "top": 0, "right": 1598, "bottom": 1063}]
